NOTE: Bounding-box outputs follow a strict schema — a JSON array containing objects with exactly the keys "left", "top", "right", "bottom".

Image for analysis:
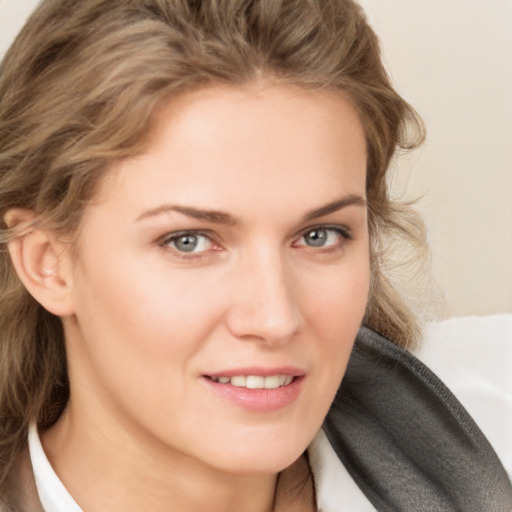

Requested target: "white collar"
[
  {"left": 28, "top": 424, "right": 82, "bottom": 512},
  {"left": 28, "top": 424, "right": 374, "bottom": 512},
  {"left": 308, "top": 429, "right": 375, "bottom": 511}
]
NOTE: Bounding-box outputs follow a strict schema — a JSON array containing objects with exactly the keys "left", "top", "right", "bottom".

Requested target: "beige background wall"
[
  {"left": 358, "top": 0, "right": 512, "bottom": 316},
  {"left": 2, "top": 0, "right": 511, "bottom": 316}
]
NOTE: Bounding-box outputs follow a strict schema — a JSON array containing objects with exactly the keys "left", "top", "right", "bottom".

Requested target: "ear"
[{"left": 4, "top": 209, "right": 75, "bottom": 317}]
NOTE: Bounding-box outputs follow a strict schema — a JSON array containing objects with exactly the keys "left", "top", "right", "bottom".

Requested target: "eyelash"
[
  {"left": 158, "top": 230, "right": 220, "bottom": 259},
  {"left": 157, "top": 225, "right": 352, "bottom": 259},
  {"left": 292, "top": 225, "right": 353, "bottom": 253}
]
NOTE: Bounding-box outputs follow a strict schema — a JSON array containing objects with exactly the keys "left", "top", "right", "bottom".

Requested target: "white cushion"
[{"left": 415, "top": 314, "right": 512, "bottom": 477}]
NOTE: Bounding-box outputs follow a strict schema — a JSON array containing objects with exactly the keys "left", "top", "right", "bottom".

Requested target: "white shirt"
[{"left": 28, "top": 424, "right": 82, "bottom": 512}]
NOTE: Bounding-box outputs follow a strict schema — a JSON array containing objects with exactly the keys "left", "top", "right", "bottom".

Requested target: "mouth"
[
  {"left": 202, "top": 369, "right": 305, "bottom": 411},
  {"left": 206, "top": 374, "right": 295, "bottom": 389}
]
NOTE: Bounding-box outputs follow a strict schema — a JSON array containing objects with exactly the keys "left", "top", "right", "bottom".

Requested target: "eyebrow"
[
  {"left": 137, "top": 205, "right": 238, "bottom": 225},
  {"left": 136, "top": 194, "right": 366, "bottom": 225},
  {"left": 303, "top": 194, "right": 367, "bottom": 221}
]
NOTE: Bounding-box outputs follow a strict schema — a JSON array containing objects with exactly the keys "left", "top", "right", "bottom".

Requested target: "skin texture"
[{"left": 17, "top": 84, "right": 370, "bottom": 511}]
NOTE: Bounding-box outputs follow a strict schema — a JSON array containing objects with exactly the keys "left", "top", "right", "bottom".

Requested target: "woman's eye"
[
  {"left": 295, "top": 227, "right": 350, "bottom": 249},
  {"left": 161, "top": 232, "right": 215, "bottom": 254}
]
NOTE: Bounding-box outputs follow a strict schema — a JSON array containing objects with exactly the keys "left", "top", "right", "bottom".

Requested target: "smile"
[{"left": 207, "top": 375, "right": 294, "bottom": 389}]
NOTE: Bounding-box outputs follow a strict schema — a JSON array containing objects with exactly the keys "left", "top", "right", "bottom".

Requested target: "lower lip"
[{"left": 202, "top": 376, "right": 304, "bottom": 412}]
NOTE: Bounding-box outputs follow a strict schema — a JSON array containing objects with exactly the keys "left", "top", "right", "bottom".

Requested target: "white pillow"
[{"left": 415, "top": 314, "right": 512, "bottom": 477}]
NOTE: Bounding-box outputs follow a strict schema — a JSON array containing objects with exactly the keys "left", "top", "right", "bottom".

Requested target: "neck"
[{"left": 41, "top": 409, "right": 282, "bottom": 512}]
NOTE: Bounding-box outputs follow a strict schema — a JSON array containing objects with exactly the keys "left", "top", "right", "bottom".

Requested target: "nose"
[{"left": 225, "top": 250, "right": 301, "bottom": 346}]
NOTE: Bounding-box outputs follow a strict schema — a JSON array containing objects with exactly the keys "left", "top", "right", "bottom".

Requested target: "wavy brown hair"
[{"left": 0, "top": 0, "right": 426, "bottom": 490}]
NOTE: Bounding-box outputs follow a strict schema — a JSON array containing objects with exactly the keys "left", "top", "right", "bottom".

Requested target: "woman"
[{"left": 0, "top": 1, "right": 510, "bottom": 511}]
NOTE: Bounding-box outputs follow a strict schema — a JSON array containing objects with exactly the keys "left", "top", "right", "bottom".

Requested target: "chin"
[
  {"left": 214, "top": 451, "right": 304, "bottom": 476},
  {"left": 197, "top": 425, "right": 317, "bottom": 476}
]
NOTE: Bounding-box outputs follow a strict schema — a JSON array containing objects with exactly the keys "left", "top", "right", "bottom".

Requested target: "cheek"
[
  {"left": 304, "top": 254, "right": 370, "bottom": 372},
  {"left": 67, "top": 259, "right": 228, "bottom": 426},
  {"left": 302, "top": 252, "right": 370, "bottom": 327},
  {"left": 72, "top": 250, "right": 225, "bottom": 354}
]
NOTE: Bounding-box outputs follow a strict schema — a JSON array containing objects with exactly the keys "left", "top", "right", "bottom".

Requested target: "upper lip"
[{"left": 204, "top": 366, "right": 305, "bottom": 378}]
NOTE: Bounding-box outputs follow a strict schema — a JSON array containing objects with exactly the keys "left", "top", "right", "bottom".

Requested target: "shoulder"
[{"left": 323, "top": 326, "right": 512, "bottom": 512}]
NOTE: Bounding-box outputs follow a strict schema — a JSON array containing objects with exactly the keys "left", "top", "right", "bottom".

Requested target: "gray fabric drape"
[{"left": 324, "top": 327, "right": 512, "bottom": 511}]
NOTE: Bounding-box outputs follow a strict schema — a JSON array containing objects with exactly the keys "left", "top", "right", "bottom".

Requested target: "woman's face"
[{"left": 61, "top": 84, "right": 370, "bottom": 475}]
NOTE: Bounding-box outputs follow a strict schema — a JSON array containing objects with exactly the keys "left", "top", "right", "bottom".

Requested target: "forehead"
[{"left": 93, "top": 83, "right": 367, "bottom": 221}]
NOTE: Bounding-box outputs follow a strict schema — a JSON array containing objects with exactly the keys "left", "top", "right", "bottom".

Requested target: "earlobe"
[{"left": 5, "top": 209, "right": 75, "bottom": 317}]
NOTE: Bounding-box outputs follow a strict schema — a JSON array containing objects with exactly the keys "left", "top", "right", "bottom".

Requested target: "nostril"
[{"left": 225, "top": 309, "right": 300, "bottom": 345}]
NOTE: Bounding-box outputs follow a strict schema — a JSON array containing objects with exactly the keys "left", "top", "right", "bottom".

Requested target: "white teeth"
[
  {"left": 246, "top": 376, "right": 264, "bottom": 389},
  {"left": 264, "top": 375, "right": 281, "bottom": 389},
  {"left": 230, "top": 376, "right": 247, "bottom": 387},
  {"left": 211, "top": 374, "right": 295, "bottom": 389}
]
